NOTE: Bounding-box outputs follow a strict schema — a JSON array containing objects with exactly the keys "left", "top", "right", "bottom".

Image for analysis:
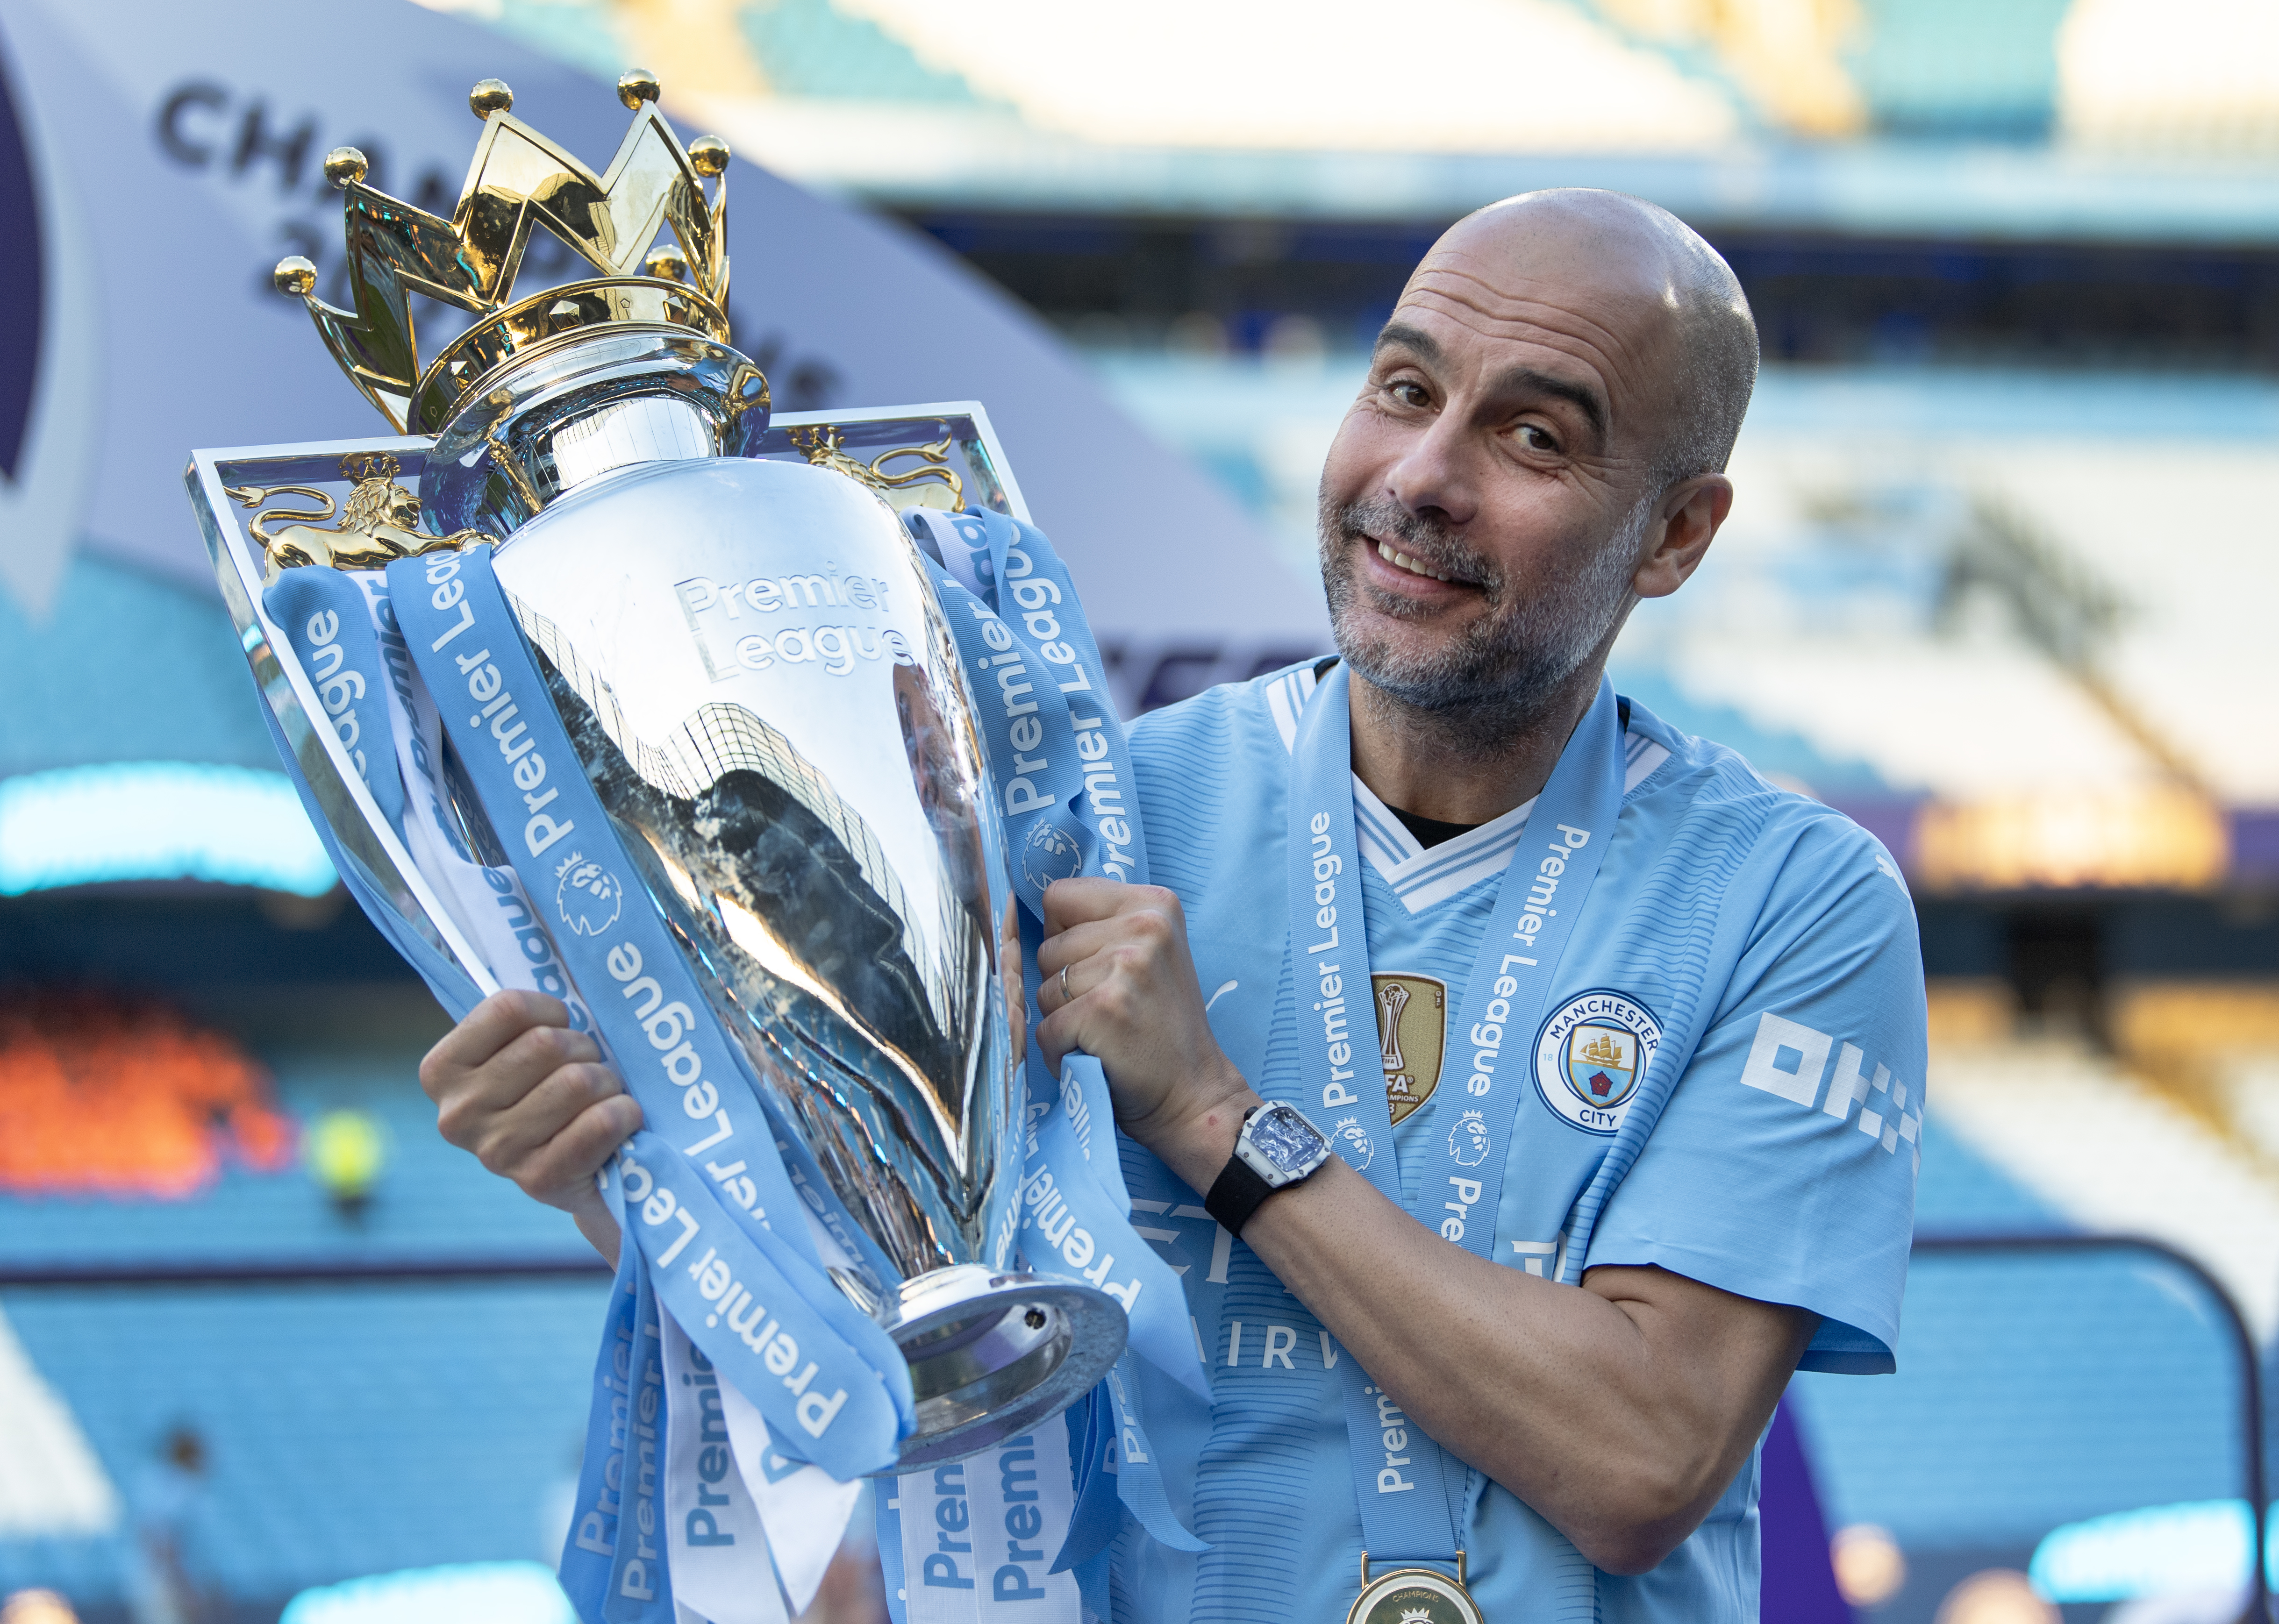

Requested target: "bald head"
[{"left": 1415, "top": 189, "right": 1758, "bottom": 490}]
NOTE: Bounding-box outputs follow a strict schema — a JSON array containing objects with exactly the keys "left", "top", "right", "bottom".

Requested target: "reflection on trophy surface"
[
  {"left": 192, "top": 66, "right": 1123, "bottom": 1464},
  {"left": 488, "top": 455, "right": 1010, "bottom": 1296}
]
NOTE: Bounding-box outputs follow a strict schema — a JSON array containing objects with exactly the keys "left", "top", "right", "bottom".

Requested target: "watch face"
[{"left": 1247, "top": 1103, "right": 1328, "bottom": 1176}]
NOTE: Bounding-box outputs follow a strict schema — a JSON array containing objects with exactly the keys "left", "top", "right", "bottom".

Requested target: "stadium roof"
[{"left": 427, "top": 0, "right": 2279, "bottom": 240}]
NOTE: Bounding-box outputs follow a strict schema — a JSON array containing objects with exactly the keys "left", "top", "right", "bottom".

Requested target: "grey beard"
[{"left": 1317, "top": 490, "right": 1649, "bottom": 741}]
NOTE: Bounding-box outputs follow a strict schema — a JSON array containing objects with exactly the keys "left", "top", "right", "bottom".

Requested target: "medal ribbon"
[{"left": 1284, "top": 664, "right": 1627, "bottom": 1570}]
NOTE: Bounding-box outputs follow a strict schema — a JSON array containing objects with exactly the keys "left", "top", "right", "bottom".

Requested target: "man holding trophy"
[{"left": 196, "top": 66, "right": 1921, "bottom": 1624}]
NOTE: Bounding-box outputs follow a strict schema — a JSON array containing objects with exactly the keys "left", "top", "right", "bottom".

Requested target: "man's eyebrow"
[
  {"left": 1371, "top": 321, "right": 1443, "bottom": 366},
  {"left": 1488, "top": 365, "right": 1607, "bottom": 443},
  {"left": 1373, "top": 322, "right": 1608, "bottom": 444}
]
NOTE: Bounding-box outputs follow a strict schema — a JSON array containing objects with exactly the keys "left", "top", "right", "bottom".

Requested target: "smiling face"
[{"left": 1318, "top": 192, "right": 1747, "bottom": 725}]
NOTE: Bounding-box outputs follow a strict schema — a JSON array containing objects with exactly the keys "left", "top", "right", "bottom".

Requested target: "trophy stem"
[{"left": 881, "top": 1264, "right": 1129, "bottom": 1467}]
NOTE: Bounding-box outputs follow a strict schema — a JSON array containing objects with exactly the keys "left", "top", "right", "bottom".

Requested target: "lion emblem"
[
  {"left": 228, "top": 452, "right": 481, "bottom": 582},
  {"left": 786, "top": 423, "right": 965, "bottom": 513},
  {"left": 1447, "top": 1108, "right": 1491, "bottom": 1168},
  {"left": 553, "top": 851, "right": 624, "bottom": 938},
  {"left": 1020, "top": 820, "right": 1084, "bottom": 894},
  {"left": 1331, "top": 1114, "right": 1375, "bottom": 1172}
]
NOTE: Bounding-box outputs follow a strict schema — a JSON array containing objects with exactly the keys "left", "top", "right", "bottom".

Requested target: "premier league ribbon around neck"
[
  {"left": 1286, "top": 664, "right": 1628, "bottom": 1569},
  {"left": 385, "top": 545, "right": 914, "bottom": 1493}
]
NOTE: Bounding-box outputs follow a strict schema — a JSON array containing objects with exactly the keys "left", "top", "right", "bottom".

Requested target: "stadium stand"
[{"left": 0, "top": 1027, "right": 604, "bottom": 1612}]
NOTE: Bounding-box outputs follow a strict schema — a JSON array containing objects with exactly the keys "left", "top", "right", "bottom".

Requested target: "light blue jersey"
[{"left": 1107, "top": 661, "right": 1925, "bottom": 1624}]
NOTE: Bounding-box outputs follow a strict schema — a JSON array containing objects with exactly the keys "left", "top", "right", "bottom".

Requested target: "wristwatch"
[{"left": 1204, "top": 1102, "right": 1333, "bottom": 1238}]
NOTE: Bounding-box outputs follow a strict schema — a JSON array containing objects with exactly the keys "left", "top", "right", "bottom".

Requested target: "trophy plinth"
[{"left": 885, "top": 1265, "right": 1129, "bottom": 1466}]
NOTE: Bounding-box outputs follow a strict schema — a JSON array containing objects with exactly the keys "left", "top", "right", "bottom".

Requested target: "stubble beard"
[{"left": 1316, "top": 489, "right": 1649, "bottom": 748}]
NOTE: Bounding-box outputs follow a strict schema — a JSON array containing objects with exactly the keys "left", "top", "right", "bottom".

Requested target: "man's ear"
[{"left": 1633, "top": 474, "right": 1732, "bottom": 600}]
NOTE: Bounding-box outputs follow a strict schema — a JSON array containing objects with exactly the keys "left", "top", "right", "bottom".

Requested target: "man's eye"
[
  {"left": 1389, "top": 381, "right": 1430, "bottom": 407},
  {"left": 1515, "top": 424, "right": 1559, "bottom": 452}
]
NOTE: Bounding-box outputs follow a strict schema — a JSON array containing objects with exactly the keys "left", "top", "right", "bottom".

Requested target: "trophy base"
[{"left": 883, "top": 1263, "right": 1129, "bottom": 1467}]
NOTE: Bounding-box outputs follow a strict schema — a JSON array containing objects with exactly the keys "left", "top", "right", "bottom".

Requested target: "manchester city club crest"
[
  {"left": 552, "top": 850, "right": 625, "bottom": 938},
  {"left": 1372, "top": 973, "right": 1446, "bottom": 1126},
  {"left": 1533, "top": 990, "right": 1662, "bottom": 1136}
]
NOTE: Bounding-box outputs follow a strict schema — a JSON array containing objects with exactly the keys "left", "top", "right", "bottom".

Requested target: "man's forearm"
[{"left": 1145, "top": 1097, "right": 1815, "bottom": 1573}]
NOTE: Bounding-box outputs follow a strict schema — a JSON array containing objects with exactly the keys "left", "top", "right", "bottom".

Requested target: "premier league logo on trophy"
[{"left": 185, "top": 64, "right": 1131, "bottom": 1507}]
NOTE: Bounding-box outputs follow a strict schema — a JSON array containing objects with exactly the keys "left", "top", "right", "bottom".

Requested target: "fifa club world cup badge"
[
  {"left": 1533, "top": 990, "right": 1663, "bottom": 1136},
  {"left": 1372, "top": 973, "right": 1446, "bottom": 1126}
]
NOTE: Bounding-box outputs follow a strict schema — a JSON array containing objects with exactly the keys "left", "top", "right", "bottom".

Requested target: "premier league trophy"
[{"left": 185, "top": 66, "right": 1127, "bottom": 1481}]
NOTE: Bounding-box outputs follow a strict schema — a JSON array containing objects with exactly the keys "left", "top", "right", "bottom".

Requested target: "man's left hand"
[
  {"left": 1035, "top": 876, "right": 1255, "bottom": 1163},
  {"left": 1034, "top": 877, "right": 1817, "bottom": 1576}
]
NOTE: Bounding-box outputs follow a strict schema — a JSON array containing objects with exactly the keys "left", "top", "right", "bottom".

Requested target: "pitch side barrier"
[
  {"left": 2, "top": 1236, "right": 2265, "bottom": 1620},
  {"left": 1911, "top": 1232, "right": 2270, "bottom": 1624}
]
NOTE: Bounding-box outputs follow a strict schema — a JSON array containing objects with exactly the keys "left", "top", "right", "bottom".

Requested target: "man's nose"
[{"left": 1384, "top": 413, "right": 1478, "bottom": 528}]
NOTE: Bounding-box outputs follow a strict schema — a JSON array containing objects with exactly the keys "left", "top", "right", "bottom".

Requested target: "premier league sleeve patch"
[{"left": 1534, "top": 990, "right": 1662, "bottom": 1136}]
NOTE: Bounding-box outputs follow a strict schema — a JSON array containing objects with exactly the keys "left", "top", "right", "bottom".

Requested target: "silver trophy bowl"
[
  {"left": 455, "top": 334, "right": 1125, "bottom": 1464},
  {"left": 201, "top": 327, "right": 1125, "bottom": 1467}
]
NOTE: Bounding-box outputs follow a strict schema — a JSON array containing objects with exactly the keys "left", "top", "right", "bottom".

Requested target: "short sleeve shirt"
[{"left": 1107, "top": 663, "right": 1926, "bottom": 1624}]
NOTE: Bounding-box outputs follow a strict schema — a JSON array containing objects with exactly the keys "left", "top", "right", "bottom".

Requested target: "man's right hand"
[{"left": 417, "top": 990, "right": 642, "bottom": 1256}]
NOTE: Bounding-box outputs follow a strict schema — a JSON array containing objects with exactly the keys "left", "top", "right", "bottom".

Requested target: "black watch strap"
[{"left": 1204, "top": 1112, "right": 1277, "bottom": 1237}]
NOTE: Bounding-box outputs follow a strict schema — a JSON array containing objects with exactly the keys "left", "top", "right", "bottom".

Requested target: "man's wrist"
[{"left": 1127, "top": 1055, "right": 1260, "bottom": 1193}]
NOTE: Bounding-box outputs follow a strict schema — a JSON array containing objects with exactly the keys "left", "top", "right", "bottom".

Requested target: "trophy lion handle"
[{"left": 227, "top": 457, "right": 479, "bottom": 582}]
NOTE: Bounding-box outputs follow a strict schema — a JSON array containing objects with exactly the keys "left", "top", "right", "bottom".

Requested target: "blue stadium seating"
[
  {"left": 0, "top": 556, "right": 274, "bottom": 782},
  {"left": 0, "top": 1043, "right": 604, "bottom": 1609}
]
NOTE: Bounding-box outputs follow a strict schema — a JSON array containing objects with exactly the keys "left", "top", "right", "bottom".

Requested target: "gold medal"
[{"left": 1345, "top": 1553, "right": 1485, "bottom": 1624}]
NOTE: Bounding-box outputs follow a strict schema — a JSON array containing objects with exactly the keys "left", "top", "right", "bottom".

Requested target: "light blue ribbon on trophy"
[
  {"left": 266, "top": 568, "right": 407, "bottom": 837},
  {"left": 605, "top": 1229, "right": 675, "bottom": 1624},
  {"left": 253, "top": 565, "right": 499, "bottom": 1019},
  {"left": 252, "top": 565, "right": 518, "bottom": 1026},
  {"left": 658, "top": 1324, "right": 768, "bottom": 1624},
  {"left": 905, "top": 508, "right": 1207, "bottom": 1589},
  {"left": 358, "top": 565, "right": 604, "bottom": 1039},
  {"left": 386, "top": 545, "right": 915, "bottom": 1490},
  {"left": 874, "top": 1474, "right": 910, "bottom": 1616},
  {"left": 562, "top": 1232, "right": 643, "bottom": 1620},
  {"left": 1283, "top": 665, "right": 1626, "bottom": 1580}
]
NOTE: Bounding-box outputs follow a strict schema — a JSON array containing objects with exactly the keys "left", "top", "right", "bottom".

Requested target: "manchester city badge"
[
  {"left": 1347, "top": 1553, "right": 1486, "bottom": 1624},
  {"left": 1532, "top": 989, "right": 1662, "bottom": 1136}
]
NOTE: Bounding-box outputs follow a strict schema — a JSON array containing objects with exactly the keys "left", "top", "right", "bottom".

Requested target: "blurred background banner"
[
  {"left": 0, "top": 0, "right": 1312, "bottom": 641},
  {"left": 4, "top": 2, "right": 2279, "bottom": 1623}
]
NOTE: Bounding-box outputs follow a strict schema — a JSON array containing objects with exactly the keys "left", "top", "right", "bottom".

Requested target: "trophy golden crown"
[{"left": 274, "top": 70, "right": 733, "bottom": 437}]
